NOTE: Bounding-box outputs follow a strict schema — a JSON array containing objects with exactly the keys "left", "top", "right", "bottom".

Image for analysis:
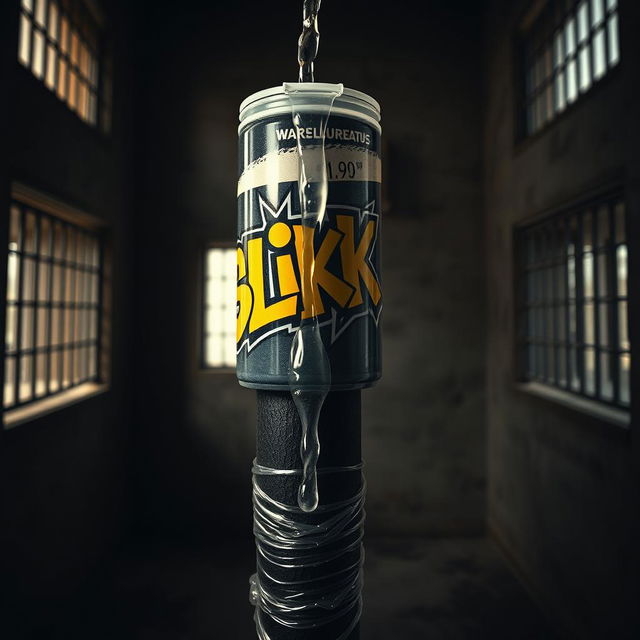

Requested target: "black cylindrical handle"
[{"left": 255, "top": 390, "right": 362, "bottom": 640}]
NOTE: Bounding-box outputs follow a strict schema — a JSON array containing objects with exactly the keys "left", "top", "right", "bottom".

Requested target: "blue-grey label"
[{"left": 237, "top": 113, "right": 382, "bottom": 390}]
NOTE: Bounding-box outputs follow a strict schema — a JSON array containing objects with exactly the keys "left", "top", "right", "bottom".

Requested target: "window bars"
[
  {"left": 17, "top": 0, "right": 112, "bottom": 131},
  {"left": 520, "top": 0, "right": 620, "bottom": 137},
  {"left": 516, "top": 192, "right": 629, "bottom": 409},
  {"left": 4, "top": 199, "right": 103, "bottom": 410}
]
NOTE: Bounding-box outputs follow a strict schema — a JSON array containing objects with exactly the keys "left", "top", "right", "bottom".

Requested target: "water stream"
[{"left": 288, "top": 0, "right": 334, "bottom": 513}]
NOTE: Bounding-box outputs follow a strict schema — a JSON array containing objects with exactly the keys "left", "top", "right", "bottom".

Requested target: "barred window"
[
  {"left": 516, "top": 193, "right": 629, "bottom": 410},
  {"left": 4, "top": 189, "right": 104, "bottom": 417},
  {"left": 17, "top": 0, "right": 112, "bottom": 131},
  {"left": 202, "top": 246, "right": 236, "bottom": 369},
  {"left": 520, "top": 0, "right": 620, "bottom": 138}
]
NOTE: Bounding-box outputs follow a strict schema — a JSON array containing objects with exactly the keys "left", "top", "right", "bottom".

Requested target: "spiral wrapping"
[{"left": 250, "top": 459, "right": 366, "bottom": 639}]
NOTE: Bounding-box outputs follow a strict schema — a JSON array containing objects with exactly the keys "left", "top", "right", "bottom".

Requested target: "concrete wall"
[
  {"left": 0, "top": 0, "right": 135, "bottom": 626},
  {"left": 484, "top": 0, "right": 640, "bottom": 636},
  {"left": 132, "top": 0, "right": 486, "bottom": 539}
]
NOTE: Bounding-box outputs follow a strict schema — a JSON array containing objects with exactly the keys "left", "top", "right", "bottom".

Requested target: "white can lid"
[{"left": 238, "top": 82, "right": 381, "bottom": 132}]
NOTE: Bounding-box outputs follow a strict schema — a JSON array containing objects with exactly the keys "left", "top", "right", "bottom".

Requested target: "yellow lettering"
[
  {"left": 276, "top": 254, "right": 299, "bottom": 296},
  {"left": 247, "top": 237, "right": 297, "bottom": 332},
  {"left": 239, "top": 211, "right": 380, "bottom": 341},
  {"left": 236, "top": 247, "right": 252, "bottom": 341},
  {"left": 336, "top": 215, "right": 381, "bottom": 307},
  {"left": 294, "top": 226, "right": 354, "bottom": 319}
]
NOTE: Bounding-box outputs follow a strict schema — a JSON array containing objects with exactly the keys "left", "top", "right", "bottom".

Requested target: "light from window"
[
  {"left": 4, "top": 198, "right": 103, "bottom": 411},
  {"left": 517, "top": 193, "right": 629, "bottom": 409},
  {"left": 17, "top": 0, "right": 107, "bottom": 129},
  {"left": 203, "top": 247, "right": 236, "bottom": 369},
  {"left": 521, "top": 0, "right": 620, "bottom": 137}
]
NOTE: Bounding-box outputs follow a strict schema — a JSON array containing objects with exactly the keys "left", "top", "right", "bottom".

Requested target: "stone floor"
[{"left": 10, "top": 537, "right": 557, "bottom": 639}]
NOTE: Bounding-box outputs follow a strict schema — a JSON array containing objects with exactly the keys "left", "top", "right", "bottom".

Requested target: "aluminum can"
[{"left": 236, "top": 83, "right": 382, "bottom": 390}]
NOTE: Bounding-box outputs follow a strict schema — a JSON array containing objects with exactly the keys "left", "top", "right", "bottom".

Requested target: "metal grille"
[
  {"left": 4, "top": 200, "right": 103, "bottom": 410},
  {"left": 202, "top": 247, "right": 236, "bottom": 369},
  {"left": 520, "top": 0, "right": 620, "bottom": 138},
  {"left": 17, "top": 0, "right": 112, "bottom": 131},
  {"left": 516, "top": 192, "right": 630, "bottom": 409}
]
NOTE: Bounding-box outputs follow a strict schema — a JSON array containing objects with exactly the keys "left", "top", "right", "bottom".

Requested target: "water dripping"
[
  {"left": 286, "top": 88, "right": 341, "bottom": 513},
  {"left": 298, "top": 0, "right": 322, "bottom": 82}
]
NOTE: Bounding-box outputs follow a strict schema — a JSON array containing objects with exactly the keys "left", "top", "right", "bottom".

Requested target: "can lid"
[{"left": 239, "top": 83, "right": 381, "bottom": 131}]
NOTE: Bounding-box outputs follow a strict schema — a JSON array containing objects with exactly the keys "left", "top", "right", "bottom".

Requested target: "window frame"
[
  {"left": 514, "top": 185, "right": 630, "bottom": 423},
  {"left": 16, "top": 0, "right": 112, "bottom": 133},
  {"left": 515, "top": 0, "right": 621, "bottom": 143},
  {"left": 2, "top": 182, "right": 110, "bottom": 428},
  {"left": 200, "top": 242, "right": 237, "bottom": 373}
]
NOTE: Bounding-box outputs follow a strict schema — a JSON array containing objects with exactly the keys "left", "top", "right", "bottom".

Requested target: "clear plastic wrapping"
[{"left": 250, "top": 460, "right": 366, "bottom": 638}]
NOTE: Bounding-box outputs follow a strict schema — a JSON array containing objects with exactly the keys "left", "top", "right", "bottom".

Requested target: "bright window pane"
[
  {"left": 6, "top": 306, "right": 18, "bottom": 353},
  {"left": 566, "top": 19, "right": 576, "bottom": 55},
  {"left": 4, "top": 357, "right": 16, "bottom": 407},
  {"left": 60, "top": 16, "right": 68, "bottom": 53},
  {"left": 36, "top": 354, "right": 47, "bottom": 397},
  {"left": 204, "top": 247, "right": 237, "bottom": 369},
  {"left": 567, "top": 60, "right": 578, "bottom": 103},
  {"left": 45, "top": 44, "right": 57, "bottom": 89},
  {"left": 68, "top": 69, "right": 78, "bottom": 109},
  {"left": 57, "top": 57, "right": 67, "bottom": 99},
  {"left": 18, "top": 14, "right": 32, "bottom": 66},
  {"left": 608, "top": 14, "right": 619, "bottom": 66},
  {"left": 579, "top": 45, "right": 591, "bottom": 92},
  {"left": 71, "top": 30, "right": 79, "bottom": 65},
  {"left": 34, "top": 0, "right": 46, "bottom": 27},
  {"left": 593, "top": 28, "right": 606, "bottom": 79},
  {"left": 577, "top": 2, "right": 589, "bottom": 43},
  {"left": 591, "top": 0, "right": 604, "bottom": 26},
  {"left": 616, "top": 245, "right": 627, "bottom": 297},
  {"left": 19, "top": 356, "right": 33, "bottom": 402},
  {"left": 49, "top": 2, "right": 59, "bottom": 41},
  {"left": 32, "top": 30, "right": 45, "bottom": 79},
  {"left": 555, "top": 72, "right": 566, "bottom": 112}
]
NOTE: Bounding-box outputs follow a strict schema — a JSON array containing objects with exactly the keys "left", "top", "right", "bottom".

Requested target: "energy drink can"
[{"left": 236, "top": 83, "right": 382, "bottom": 390}]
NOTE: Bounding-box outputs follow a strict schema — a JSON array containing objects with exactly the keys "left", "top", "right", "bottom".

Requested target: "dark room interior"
[{"left": 1, "top": 0, "right": 638, "bottom": 638}]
